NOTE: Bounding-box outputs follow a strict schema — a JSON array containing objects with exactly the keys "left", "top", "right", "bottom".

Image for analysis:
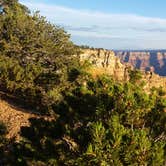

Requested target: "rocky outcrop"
[
  {"left": 79, "top": 49, "right": 166, "bottom": 91},
  {"left": 79, "top": 49, "right": 130, "bottom": 81},
  {"left": 116, "top": 51, "right": 166, "bottom": 76},
  {"left": 143, "top": 72, "right": 166, "bottom": 91}
]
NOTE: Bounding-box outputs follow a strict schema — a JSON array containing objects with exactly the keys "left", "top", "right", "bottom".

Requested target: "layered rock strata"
[
  {"left": 116, "top": 51, "right": 166, "bottom": 76},
  {"left": 79, "top": 49, "right": 166, "bottom": 91},
  {"left": 79, "top": 49, "right": 130, "bottom": 81}
]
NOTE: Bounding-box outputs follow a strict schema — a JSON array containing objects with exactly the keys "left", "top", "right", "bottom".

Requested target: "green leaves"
[
  {"left": 0, "top": 0, "right": 80, "bottom": 113},
  {"left": 0, "top": 0, "right": 165, "bottom": 165},
  {"left": 129, "top": 69, "right": 142, "bottom": 84}
]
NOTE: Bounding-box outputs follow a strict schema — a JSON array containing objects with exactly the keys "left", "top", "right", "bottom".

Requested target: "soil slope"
[{"left": 0, "top": 99, "right": 37, "bottom": 140}]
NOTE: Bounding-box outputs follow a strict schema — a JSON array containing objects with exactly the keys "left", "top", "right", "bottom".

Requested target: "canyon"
[
  {"left": 115, "top": 50, "right": 166, "bottom": 76},
  {"left": 79, "top": 49, "right": 166, "bottom": 91}
]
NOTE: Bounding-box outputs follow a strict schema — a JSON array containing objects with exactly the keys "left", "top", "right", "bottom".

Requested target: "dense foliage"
[
  {"left": 0, "top": 0, "right": 80, "bottom": 113},
  {"left": 0, "top": 1, "right": 165, "bottom": 165}
]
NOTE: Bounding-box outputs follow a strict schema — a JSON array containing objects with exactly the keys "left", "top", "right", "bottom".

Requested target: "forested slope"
[{"left": 0, "top": 1, "right": 165, "bottom": 165}]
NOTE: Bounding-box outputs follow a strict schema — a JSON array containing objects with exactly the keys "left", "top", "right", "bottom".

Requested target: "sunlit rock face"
[
  {"left": 79, "top": 49, "right": 130, "bottom": 81},
  {"left": 115, "top": 51, "right": 166, "bottom": 76},
  {"left": 143, "top": 72, "right": 166, "bottom": 91},
  {"left": 79, "top": 49, "right": 166, "bottom": 91}
]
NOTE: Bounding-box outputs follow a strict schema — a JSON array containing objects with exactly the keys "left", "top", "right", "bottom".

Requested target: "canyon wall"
[
  {"left": 115, "top": 51, "right": 166, "bottom": 76},
  {"left": 79, "top": 49, "right": 130, "bottom": 81},
  {"left": 79, "top": 49, "right": 166, "bottom": 91}
]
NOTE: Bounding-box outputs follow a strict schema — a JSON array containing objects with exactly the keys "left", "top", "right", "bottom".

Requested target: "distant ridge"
[
  {"left": 79, "top": 49, "right": 166, "bottom": 91},
  {"left": 114, "top": 49, "right": 166, "bottom": 52},
  {"left": 115, "top": 50, "right": 166, "bottom": 76}
]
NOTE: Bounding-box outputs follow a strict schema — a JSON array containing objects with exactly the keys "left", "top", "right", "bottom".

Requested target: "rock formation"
[
  {"left": 79, "top": 49, "right": 130, "bottom": 81},
  {"left": 143, "top": 72, "right": 166, "bottom": 91},
  {"left": 79, "top": 49, "right": 166, "bottom": 91},
  {"left": 115, "top": 51, "right": 166, "bottom": 76}
]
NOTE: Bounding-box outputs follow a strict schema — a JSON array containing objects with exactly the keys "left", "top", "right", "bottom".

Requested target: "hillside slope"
[
  {"left": 0, "top": 95, "right": 54, "bottom": 141},
  {"left": 0, "top": 99, "right": 37, "bottom": 140}
]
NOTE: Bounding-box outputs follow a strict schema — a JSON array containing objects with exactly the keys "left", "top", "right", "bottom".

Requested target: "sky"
[{"left": 20, "top": 0, "right": 166, "bottom": 50}]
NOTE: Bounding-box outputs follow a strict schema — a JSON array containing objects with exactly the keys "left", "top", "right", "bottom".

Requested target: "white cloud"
[{"left": 20, "top": 1, "right": 166, "bottom": 49}]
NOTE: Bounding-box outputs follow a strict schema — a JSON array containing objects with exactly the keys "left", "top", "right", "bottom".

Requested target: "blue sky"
[{"left": 20, "top": 0, "right": 166, "bottom": 50}]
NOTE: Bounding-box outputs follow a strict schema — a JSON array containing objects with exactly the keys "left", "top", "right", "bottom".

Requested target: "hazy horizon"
[{"left": 20, "top": 0, "right": 166, "bottom": 50}]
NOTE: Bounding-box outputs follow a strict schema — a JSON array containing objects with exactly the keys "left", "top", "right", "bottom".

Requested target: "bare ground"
[{"left": 0, "top": 99, "right": 38, "bottom": 140}]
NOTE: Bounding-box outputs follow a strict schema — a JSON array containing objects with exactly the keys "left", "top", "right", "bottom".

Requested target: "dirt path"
[{"left": 0, "top": 99, "right": 37, "bottom": 140}]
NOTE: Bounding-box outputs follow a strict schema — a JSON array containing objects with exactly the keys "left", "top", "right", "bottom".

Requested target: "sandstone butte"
[{"left": 78, "top": 49, "right": 166, "bottom": 92}]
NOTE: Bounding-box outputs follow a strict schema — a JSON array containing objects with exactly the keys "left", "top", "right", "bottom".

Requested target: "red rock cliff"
[
  {"left": 79, "top": 49, "right": 166, "bottom": 91},
  {"left": 116, "top": 51, "right": 166, "bottom": 76}
]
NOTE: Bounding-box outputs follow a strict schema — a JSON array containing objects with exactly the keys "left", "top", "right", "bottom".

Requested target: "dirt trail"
[{"left": 0, "top": 99, "right": 37, "bottom": 140}]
